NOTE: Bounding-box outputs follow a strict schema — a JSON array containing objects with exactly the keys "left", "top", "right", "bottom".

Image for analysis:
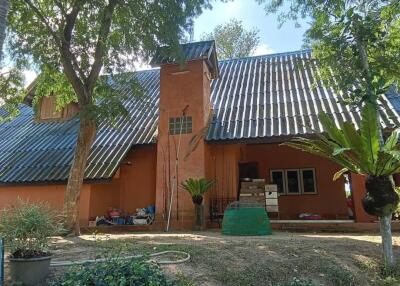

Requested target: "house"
[{"left": 0, "top": 40, "right": 399, "bottom": 229}]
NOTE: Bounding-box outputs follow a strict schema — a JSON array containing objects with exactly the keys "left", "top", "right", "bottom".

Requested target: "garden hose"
[{"left": 50, "top": 250, "right": 190, "bottom": 267}]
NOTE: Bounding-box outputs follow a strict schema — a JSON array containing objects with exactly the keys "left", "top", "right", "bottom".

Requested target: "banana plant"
[
  {"left": 283, "top": 102, "right": 399, "bottom": 265},
  {"left": 180, "top": 178, "right": 214, "bottom": 205}
]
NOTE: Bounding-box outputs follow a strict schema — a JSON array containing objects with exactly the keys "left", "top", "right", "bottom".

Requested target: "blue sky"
[{"left": 193, "top": 0, "right": 310, "bottom": 55}]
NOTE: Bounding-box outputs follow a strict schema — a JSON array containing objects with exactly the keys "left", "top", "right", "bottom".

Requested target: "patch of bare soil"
[{"left": 7, "top": 231, "right": 400, "bottom": 285}]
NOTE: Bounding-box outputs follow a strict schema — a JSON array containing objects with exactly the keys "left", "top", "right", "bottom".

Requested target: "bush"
[
  {"left": 50, "top": 258, "right": 173, "bottom": 286},
  {"left": 0, "top": 199, "right": 63, "bottom": 258},
  {"left": 319, "top": 263, "right": 355, "bottom": 286},
  {"left": 279, "top": 277, "right": 315, "bottom": 286}
]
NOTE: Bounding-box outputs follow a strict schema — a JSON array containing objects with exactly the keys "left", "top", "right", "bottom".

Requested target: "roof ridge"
[{"left": 218, "top": 49, "right": 312, "bottom": 63}]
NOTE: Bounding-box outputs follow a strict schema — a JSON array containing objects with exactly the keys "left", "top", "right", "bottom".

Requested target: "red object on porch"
[{"left": 350, "top": 174, "right": 376, "bottom": 223}]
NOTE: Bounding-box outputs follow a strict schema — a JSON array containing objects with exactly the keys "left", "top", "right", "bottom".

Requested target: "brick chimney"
[{"left": 151, "top": 41, "right": 219, "bottom": 229}]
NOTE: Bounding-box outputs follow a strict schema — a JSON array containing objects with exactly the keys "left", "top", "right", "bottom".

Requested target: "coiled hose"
[{"left": 50, "top": 250, "right": 190, "bottom": 267}]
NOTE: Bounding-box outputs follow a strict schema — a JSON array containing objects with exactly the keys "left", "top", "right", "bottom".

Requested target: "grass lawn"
[{"left": 20, "top": 231, "right": 400, "bottom": 285}]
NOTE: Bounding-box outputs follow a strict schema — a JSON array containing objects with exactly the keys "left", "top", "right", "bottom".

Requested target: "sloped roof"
[
  {"left": 0, "top": 49, "right": 399, "bottom": 184},
  {"left": 0, "top": 70, "right": 160, "bottom": 183},
  {"left": 150, "top": 40, "right": 219, "bottom": 78},
  {"left": 207, "top": 50, "right": 400, "bottom": 140}
]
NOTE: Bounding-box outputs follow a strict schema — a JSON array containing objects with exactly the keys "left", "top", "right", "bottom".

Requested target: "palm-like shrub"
[
  {"left": 0, "top": 200, "right": 63, "bottom": 258},
  {"left": 283, "top": 102, "right": 400, "bottom": 264},
  {"left": 180, "top": 178, "right": 214, "bottom": 205}
]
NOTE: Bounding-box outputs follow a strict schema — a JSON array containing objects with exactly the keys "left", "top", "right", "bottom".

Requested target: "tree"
[
  {"left": 201, "top": 18, "right": 260, "bottom": 59},
  {"left": 0, "top": 0, "right": 8, "bottom": 61},
  {"left": 258, "top": 0, "right": 400, "bottom": 266},
  {"left": 7, "top": 0, "right": 211, "bottom": 235}
]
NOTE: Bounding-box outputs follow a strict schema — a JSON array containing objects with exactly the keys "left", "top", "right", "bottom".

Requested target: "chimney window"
[{"left": 169, "top": 116, "right": 192, "bottom": 135}]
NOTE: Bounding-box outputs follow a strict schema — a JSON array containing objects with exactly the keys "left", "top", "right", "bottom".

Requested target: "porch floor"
[{"left": 270, "top": 219, "right": 355, "bottom": 223}]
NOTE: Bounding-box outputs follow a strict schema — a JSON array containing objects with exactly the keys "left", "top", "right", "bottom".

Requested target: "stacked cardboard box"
[{"left": 239, "top": 179, "right": 265, "bottom": 204}]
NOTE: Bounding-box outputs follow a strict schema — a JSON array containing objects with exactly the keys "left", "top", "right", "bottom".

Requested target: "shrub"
[
  {"left": 279, "top": 277, "right": 315, "bottom": 286},
  {"left": 319, "top": 263, "right": 355, "bottom": 286},
  {"left": 49, "top": 258, "right": 172, "bottom": 286},
  {"left": 0, "top": 199, "right": 63, "bottom": 258},
  {"left": 180, "top": 178, "right": 214, "bottom": 205}
]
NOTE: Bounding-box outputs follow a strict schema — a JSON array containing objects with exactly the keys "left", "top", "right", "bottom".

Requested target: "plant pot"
[{"left": 9, "top": 255, "right": 51, "bottom": 285}]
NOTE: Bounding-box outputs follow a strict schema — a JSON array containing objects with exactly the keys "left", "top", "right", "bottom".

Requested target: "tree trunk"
[
  {"left": 0, "top": 0, "right": 9, "bottom": 62},
  {"left": 363, "top": 175, "right": 398, "bottom": 267},
  {"left": 380, "top": 214, "right": 395, "bottom": 267},
  {"left": 63, "top": 117, "right": 96, "bottom": 235},
  {"left": 194, "top": 204, "right": 205, "bottom": 231}
]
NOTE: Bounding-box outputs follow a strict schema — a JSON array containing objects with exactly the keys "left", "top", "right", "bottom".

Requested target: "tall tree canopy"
[
  {"left": 7, "top": 0, "right": 211, "bottom": 235},
  {"left": 258, "top": 0, "right": 400, "bottom": 265},
  {"left": 201, "top": 18, "right": 260, "bottom": 59},
  {"left": 0, "top": 0, "right": 8, "bottom": 61}
]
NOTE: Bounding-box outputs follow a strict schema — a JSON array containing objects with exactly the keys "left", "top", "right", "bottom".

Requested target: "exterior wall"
[
  {"left": 119, "top": 145, "right": 157, "bottom": 213},
  {"left": 349, "top": 174, "right": 376, "bottom": 222},
  {"left": 207, "top": 143, "right": 349, "bottom": 220},
  {"left": 243, "top": 144, "right": 348, "bottom": 219},
  {"left": 0, "top": 184, "right": 91, "bottom": 225},
  {"left": 155, "top": 60, "right": 212, "bottom": 229},
  {"left": 207, "top": 144, "right": 242, "bottom": 201},
  {"left": 89, "top": 145, "right": 157, "bottom": 219},
  {"left": 0, "top": 146, "right": 157, "bottom": 227}
]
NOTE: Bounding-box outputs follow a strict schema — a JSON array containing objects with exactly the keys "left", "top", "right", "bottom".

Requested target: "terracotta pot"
[{"left": 9, "top": 256, "right": 51, "bottom": 285}]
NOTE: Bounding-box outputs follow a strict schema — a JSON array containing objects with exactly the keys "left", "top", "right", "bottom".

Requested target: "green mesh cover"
[{"left": 221, "top": 202, "right": 272, "bottom": 236}]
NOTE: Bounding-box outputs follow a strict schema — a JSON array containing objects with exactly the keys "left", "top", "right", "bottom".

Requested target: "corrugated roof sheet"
[
  {"left": 207, "top": 50, "right": 400, "bottom": 140},
  {"left": 0, "top": 69, "right": 159, "bottom": 183},
  {"left": 1, "top": 49, "right": 399, "bottom": 183},
  {"left": 150, "top": 40, "right": 219, "bottom": 78}
]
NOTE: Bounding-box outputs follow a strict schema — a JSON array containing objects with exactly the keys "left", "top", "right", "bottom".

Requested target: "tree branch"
[
  {"left": 86, "top": 0, "right": 118, "bottom": 91},
  {"left": 22, "top": 0, "right": 62, "bottom": 47},
  {"left": 62, "top": 0, "right": 87, "bottom": 81}
]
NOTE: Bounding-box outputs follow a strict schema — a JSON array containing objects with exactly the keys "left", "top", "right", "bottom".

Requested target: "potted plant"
[
  {"left": 0, "top": 200, "right": 63, "bottom": 285},
  {"left": 181, "top": 178, "right": 214, "bottom": 230}
]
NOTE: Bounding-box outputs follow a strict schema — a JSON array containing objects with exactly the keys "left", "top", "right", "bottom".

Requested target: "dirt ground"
[{"left": 6, "top": 230, "right": 400, "bottom": 285}]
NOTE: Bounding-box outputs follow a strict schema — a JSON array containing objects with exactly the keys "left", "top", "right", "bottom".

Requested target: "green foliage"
[
  {"left": 33, "top": 66, "right": 76, "bottom": 111},
  {"left": 278, "top": 277, "right": 314, "bottom": 286},
  {"left": 258, "top": 0, "right": 400, "bottom": 105},
  {"left": 7, "top": 0, "right": 213, "bottom": 121},
  {"left": 49, "top": 258, "right": 172, "bottom": 286},
  {"left": 201, "top": 18, "right": 260, "bottom": 59},
  {"left": 0, "top": 199, "right": 63, "bottom": 258},
  {"left": 180, "top": 178, "right": 214, "bottom": 200},
  {"left": 283, "top": 103, "right": 400, "bottom": 178},
  {"left": 0, "top": 67, "right": 24, "bottom": 121},
  {"left": 319, "top": 263, "right": 356, "bottom": 286}
]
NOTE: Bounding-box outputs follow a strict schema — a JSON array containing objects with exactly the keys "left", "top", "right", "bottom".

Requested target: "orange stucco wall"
[
  {"left": 119, "top": 145, "right": 157, "bottom": 213},
  {"left": 350, "top": 174, "right": 376, "bottom": 222},
  {"left": 207, "top": 143, "right": 349, "bottom": 220},
  {"left": 0, "top": 184, "right": 91, "bottom": 225},
  {"left": 243, "top": 144, "right": 348, "bottom": 219},
  {"left": 155, "top": 60, "right": 212, "bottom": 229},
  {"left": 89, "top": 145, "right": 157, "bottom": 219},
  {"left": 0, "top": 147, "right": 157, "bottom": 227}
]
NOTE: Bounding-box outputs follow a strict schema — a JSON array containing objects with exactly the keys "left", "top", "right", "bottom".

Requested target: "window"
[
  {"left": 270, "top": 170, "right": 285, "bottom": 194},
  {"left": 286, "top": 169, "right": 301, "bottom": 194},
  {"left": 301, "top": 169, "right": 317, "bottom": 194},
  {"left": 169, "top": 116, "right": 192, "bottom": 135},
  {"left": 270, "top": 168, "right": 317, "bottom": 195}
]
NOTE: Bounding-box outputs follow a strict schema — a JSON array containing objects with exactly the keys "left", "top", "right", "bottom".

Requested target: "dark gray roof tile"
[{"left": 1, "top": 49, "right": 399, "bottom": 183}]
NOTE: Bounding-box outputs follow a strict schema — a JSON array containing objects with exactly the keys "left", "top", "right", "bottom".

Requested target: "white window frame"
[
  {"left": 270, "top": 169, "right": 286, "bottom": 194},
  {"left": 285, "top": 169, "right": 301, "bottom": 195},
  {"left": 300, "top": 168, "right": 318, "bottom": 194},
  {"left": 270, "top": 168, "right": 318, "bottom": 195}
]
